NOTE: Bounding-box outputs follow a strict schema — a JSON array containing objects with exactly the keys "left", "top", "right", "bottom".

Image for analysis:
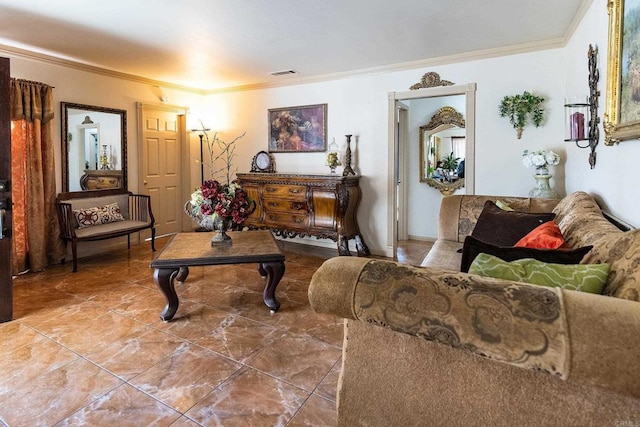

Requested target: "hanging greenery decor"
[{"left": 498, "top": 91, "right": 545, "bottom": 139}]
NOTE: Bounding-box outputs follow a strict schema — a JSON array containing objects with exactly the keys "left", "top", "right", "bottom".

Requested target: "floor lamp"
[
  {"left": 191, "top": 127, "right": 210, "bottom": 232},
  {"left": 191, "top": 127, "right": 210, "bottom": 183}
]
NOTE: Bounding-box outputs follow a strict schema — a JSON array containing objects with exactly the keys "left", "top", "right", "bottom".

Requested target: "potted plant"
[
  {"left": 498, "top": 91, "right": 545, "bottom": 139},
  {"left": 441, "top": 152, "right": 460, "bottom": 173}
]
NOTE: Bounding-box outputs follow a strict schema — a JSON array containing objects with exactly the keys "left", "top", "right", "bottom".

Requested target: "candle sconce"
[
  {"left": 564, "top": 97, "right": 589, "bottom": 143},
  {"left": 565, "top": 44, "right": 600, "bottom": 169}
]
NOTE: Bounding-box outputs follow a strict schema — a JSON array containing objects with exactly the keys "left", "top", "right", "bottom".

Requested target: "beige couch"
[{"left": 309, "top": 192, "right": 640, "bottom": 426}]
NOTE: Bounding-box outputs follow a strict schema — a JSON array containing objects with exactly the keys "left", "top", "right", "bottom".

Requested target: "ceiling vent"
[{"left": 270, "top": 70, "right": 297, "bottom": 76}]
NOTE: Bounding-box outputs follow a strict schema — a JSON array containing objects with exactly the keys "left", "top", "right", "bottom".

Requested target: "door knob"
[{"left": 143, "top": 180, "right": 148, "bottom": 185}]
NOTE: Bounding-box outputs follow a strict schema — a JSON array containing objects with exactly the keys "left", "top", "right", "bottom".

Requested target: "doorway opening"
[{"left": 388, "top": 83, "right": 477, "bottom": 260}]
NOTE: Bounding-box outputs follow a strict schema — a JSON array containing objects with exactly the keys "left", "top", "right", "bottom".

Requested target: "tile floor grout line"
[
  {"left": 123, "top": 356, "right": 251, "bottom": 421},
  {"left": 237, "top": 359, "right": 337, "bottom": 400},
  {"left": 307, "top": 354, "right": 343, "bottom": 399},
  {"left": 57, "top": 326, "right": 244, "bottom": 421},
  {"left": 51, "top": 381, "right": 172, "bottom": 426}
]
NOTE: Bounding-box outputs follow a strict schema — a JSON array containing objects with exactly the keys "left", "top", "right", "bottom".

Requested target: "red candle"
[{"left": 570, "top": 112, "right": 585, "bottom": 140}]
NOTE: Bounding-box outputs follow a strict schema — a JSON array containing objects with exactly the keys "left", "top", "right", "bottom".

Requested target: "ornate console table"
[
  {"left": 79, "top": 170, "right": 123, "bottom": 190},
  {"left": 236, "top": 173, "right": 369, "bottom": 256}
]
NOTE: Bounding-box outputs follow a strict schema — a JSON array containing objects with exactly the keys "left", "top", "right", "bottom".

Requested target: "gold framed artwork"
[
  {"left": 268, "top": 104, "right": 327, "bottom": 152},
  {"left": 605, "top": 0, "right": 640, "bottom": 145}
]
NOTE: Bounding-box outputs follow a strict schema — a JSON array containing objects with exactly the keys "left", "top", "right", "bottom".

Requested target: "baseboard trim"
[{"left": 407, "top": 235, "right": 437, "bottom": 242}]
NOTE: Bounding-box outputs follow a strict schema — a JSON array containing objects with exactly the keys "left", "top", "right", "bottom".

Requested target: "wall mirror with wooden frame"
[{"left": 61, "top": 102, "right": 127, "bottom": 192}]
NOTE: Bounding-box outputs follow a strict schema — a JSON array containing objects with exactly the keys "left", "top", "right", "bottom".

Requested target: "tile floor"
[
  {"left": 0, "top": 237, "right": 431, "bottom": 426},
  {"left": 396, "top": 239, "right": 433, "bottom": 266}
]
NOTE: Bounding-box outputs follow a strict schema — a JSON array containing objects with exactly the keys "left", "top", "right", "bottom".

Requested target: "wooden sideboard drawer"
[
  {"left": 265, "top": 212, "right": 309, "bottom": 228},
  {"left": 263, "top": 184, "right": 306, "bottom": 199},
  {"left": 263, "top": 198, "right": 308, "bottom": 212},
  {"left": 236, "top": 173, "right": 369, "bottom": 257}
]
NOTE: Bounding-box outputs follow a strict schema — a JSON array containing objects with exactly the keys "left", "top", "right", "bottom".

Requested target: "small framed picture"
[{"left": 268, "top": 104, "right": 327, "bottom": 152}]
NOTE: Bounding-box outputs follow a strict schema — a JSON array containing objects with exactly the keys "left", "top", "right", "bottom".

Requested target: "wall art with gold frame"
[
  {"left": 268, "top": 104, "right": 327, "bottom": 153},
  {"left": 604, "top": 0, "right": 640, "bottom": 145}
]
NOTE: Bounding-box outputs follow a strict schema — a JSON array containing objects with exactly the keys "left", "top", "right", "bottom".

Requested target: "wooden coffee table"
[{"left": 150, "top": 230, "right": 285, "bottom": 321}]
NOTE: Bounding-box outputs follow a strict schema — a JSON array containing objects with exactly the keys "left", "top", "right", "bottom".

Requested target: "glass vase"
[{"left": 535, "top": 166, "right": 549, "bottom": 176}]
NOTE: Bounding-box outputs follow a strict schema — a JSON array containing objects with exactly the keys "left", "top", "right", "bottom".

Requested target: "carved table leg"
[
  {"left": 175, "top": 266, "right": 189, "bottom": 283},
  {"left": 354, "top": 234, "right": 370, "bottom": 256},
  {"left": 153, "top": 267, "right": 181, "bottom": 321},
  {"left": 258, "top": 263, "right": 267, "bottom": 278},
  {"left": 337, "top": 235, "right": 352, "bottom": 256},
  {"left": 260, "top": 261, "right": 285, "bottom": 312}
]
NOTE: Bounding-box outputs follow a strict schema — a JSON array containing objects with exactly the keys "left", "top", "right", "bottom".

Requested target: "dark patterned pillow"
[
  {"left": 471, "top": 201, "right": 556, "bottom": 247},
  {"left": 73, "top": 207, "right": 102, "bottom": 228},
  {"left": 460, "top": 235, "right": 593, "bottom": 273},
  {"left": 101, "top": 202, "right": 125, "bottom": 224}
]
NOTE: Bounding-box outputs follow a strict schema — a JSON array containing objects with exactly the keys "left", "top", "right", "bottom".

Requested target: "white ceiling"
[{"left": 0, "top": 0, "right": 589, "bottom": 92}]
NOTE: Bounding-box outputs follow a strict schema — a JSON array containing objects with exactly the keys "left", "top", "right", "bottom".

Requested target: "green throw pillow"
[
  {"left": 495, "top": 200, "right": 515, "bottom": 211},
  {"left": 468, "top": 253, "right": 610, "bottom": 294}
]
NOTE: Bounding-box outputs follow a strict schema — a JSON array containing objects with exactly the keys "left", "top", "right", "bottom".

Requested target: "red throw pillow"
[{"left": 515, "top": 220, "right": 565, "bottom": 249}]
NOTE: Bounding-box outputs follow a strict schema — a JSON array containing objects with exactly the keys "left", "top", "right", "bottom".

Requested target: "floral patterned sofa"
[{"left": 308, "top": 192, "right": 640, "bottom": 426}]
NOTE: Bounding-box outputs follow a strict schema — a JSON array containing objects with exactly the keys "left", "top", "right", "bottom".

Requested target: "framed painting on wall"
[
  {"left": 605, "top": 0, "right": 640, "bottom": 144},
  {"left": 268, "top": 104, "right": 327, "bottom": 152}
]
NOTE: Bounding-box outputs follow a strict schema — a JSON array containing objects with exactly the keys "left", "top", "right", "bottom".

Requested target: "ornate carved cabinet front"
[
  {"left": 236, "top": 173, "right": 369, "bottom": 256},
  {"left": 79, "top": 170, "right": 123, "bottom": 190}
]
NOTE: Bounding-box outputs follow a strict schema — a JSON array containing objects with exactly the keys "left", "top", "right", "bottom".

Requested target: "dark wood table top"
[{"left": 150, "top": 230, "right": 284, "bottom": 269}]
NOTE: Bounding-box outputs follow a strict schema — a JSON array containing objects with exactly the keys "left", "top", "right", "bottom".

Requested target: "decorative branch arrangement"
[
  {"left": 499, "top": 91, "right": 545, "bottom": 139},
  {"left": 197, "top": 121, "right": 246, "bottom": 184}
]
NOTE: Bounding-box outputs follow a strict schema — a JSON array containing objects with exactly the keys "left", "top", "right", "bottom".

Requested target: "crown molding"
[
  {"left": 564, "top": 0, "right": 593, "bottom": 42},
  {"left": 0, "top": 43, "right": 206, "bottom": 95},
  {"left": 1, "top": 34, "right": 571, "bottom": 96},
  {"left": 203, "top": 37, "right": 568, "bottom": 94}
]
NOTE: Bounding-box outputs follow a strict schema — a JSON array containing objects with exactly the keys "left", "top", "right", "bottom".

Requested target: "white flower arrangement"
[{"left": 522, "top": 149, "right": 560, "bottom": 169}]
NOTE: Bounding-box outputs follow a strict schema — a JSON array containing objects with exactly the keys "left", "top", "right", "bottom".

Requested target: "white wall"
[
  {"left": 208, "top": 79, "right": 394, "bottom": 254},
  {"left": 563, "top": 0, "right": 640, "bottom": 226},
  {"left": 206, "top": 48, "right": 568, "bottom": 254}
]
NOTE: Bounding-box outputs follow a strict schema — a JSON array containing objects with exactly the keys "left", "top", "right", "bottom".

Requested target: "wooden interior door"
[
  {"left": 0, "top": 57, "right": 12, "bottom": 323},
  {"left": 140, "top": 106, "right": 183, "bottom": 237}
]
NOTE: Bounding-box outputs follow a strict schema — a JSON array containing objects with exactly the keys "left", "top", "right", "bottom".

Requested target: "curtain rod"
[{"left": 10, "top": 77, "right": 55, "bottom": 89}]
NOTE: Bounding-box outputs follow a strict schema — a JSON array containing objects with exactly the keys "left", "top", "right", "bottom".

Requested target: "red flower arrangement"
[{"left": 187, "top": 179, "right": 253, "bottom": 225}]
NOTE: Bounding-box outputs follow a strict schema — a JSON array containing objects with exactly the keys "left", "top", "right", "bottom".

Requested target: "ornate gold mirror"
[
  {"left": 61, "top": 102, "right": 127, "bottom": 192},
  {"left": 419, "top": 106, "right": 465, "bottom": 195}
]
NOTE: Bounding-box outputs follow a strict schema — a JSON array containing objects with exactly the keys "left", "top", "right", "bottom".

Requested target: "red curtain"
[{"left": 10, "top": 79, "right": 64, "bottom": 274}]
